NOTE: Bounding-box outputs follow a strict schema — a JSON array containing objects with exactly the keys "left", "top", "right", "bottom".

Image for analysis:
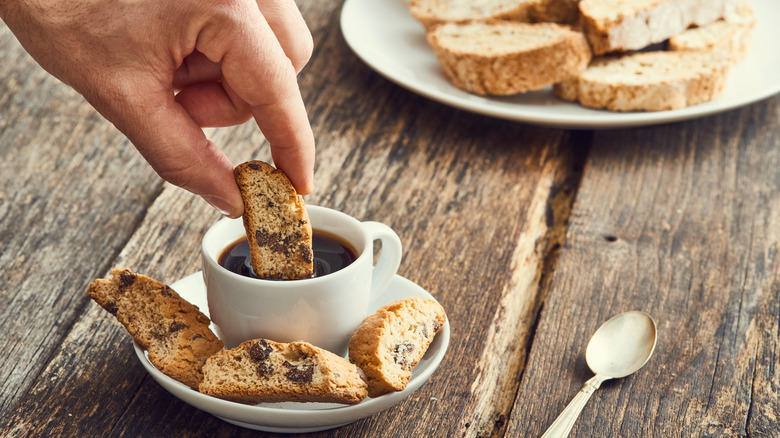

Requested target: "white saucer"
[{"left": 132, "top": 272, "right": 450, "bottom": 433}]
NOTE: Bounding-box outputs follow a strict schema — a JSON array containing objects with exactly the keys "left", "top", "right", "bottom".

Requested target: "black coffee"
[{"left": 219, "top": 230, "right": 358, "bottom": 279}]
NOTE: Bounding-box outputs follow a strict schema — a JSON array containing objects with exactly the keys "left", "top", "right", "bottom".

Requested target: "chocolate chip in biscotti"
[
  {"left": 249, "top": 339, "right": 274, "bottom": 362},
  {"left": 393, "top": 343, "right": 416, "bottom": 370},
  {"left": 248, "top": 340, "right": 276, "bottom": 377},
  {"left": 349, "top": 297, "right": 447, "bottom": 398},
  {"left": 118, "top": 270, "right": 136, "bottom": 292},
  {"left": 169, "top": 321, "right": 188, "bottom": 332},
  {"left": 284, "top": 361, "right": 315, "bottom": 383},
  {"left": 199, "top": 339, "right": 368, "bottom": 405},
  {"left": 257, "top": 362, "right": 274, "bottom": 377},
  {"left": 234, "top": 160, "right": 313, "bottom": 280}
]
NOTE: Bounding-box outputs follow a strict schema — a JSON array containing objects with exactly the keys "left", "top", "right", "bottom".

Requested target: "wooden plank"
[
  {"left": 0, "top": 22, "right": 164, "bottom": 418},
  {"left": 507, "top": 96, "right": 780, "bottom": 437},
  {"left": 10, "top": 114, "right": 575, "bottom": 438},
  {"left": 1, "top": 2, "right": 582, "bottom": 435}
]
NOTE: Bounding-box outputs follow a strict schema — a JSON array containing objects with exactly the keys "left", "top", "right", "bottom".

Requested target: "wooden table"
[{"left": 2, "top": 2, "right": 778, "bottom": 437}]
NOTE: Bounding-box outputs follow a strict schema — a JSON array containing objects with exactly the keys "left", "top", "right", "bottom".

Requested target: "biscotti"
[
  {"left": 553, "top": 50, "right": 731, "bottom": 111},
  {"left": 668, "top": 0, "right": 755, "bottom": 65},
  {"left": 427, "top": 21, "right": 592, "bottom": 95},
  {"left": 349, "top": 297, "right": 447, "bottom": 398},
  {"left": 88, "top": 269, "right": 224, "bottom": 389},
  {"left": 409, "top": 0, "right": 539, "bottom": 29},
  {"left": 199, "top": 339, "right": 368, "bottom": 404},
  {"left": 529, "top": 0, "right": 582, "bottom": 24},
  {"left": 234, "top": 160, "right": 313, "bottom": 280},
  {"left": 579, "top": 0, "right": 737, "bottom": 55}
]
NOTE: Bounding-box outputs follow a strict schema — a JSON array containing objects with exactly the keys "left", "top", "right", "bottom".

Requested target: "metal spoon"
[{"left": 541, "top": 311, "right": 657, "bottom": 438}]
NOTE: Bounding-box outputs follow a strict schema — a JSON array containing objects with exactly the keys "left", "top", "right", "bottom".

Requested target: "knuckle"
[
  {"left": 245, "top": 60, "right": 299, "bottom": 109},
  {"left": 288, "top": 30, "right": 313, "bottom": 72},
  {"left": 155, "top": 159, "right": 199, "bottom": 190}
]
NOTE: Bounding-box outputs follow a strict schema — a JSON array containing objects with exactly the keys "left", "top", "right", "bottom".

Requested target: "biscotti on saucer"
[
  {"left": 426, "top": 21, "right": 592, "bottom": 95},
  {"left": 349, "top": 297, "right": 447, "bottom": 398},
  {"left": 199, "top": 339, "right": 368, "bottom": 404},
  {"left": 234, "top": 160, "right": 313, "bottom": 280},
  {"left": 553, "top": 50, "right": 731, "bottom": 111},
  {"left": 88, "top": 269, "right": 224, "bottom": 389}
]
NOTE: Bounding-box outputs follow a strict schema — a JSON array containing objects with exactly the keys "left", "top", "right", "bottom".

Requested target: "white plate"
[
  {"left": 340, "top": 0, "right": 780, "bottom": 129},
  {"left": 133, "top": 272, "right": 450, "bottom": 433}
]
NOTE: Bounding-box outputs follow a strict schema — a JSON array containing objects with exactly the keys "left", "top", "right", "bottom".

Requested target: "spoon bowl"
[
  {"left": 586, "top": 311, "right": 657, "bottom": 378},
  {"left": 541, "top": 311, "right": 657, "bottom": 438}
]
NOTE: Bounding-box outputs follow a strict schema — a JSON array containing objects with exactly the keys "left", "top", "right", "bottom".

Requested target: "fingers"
[
  {"left": 141, "top": 101, "right": 245, "bottom": 217},
  {"left": 173, "top": 51, "right": 253, "bottom": 127},
  {"left": 88, "top": 74, "right": 244, "bottom": 218},
  {"left": 172, "top": 50, "right": 222, "bottom": 90},
  {"left": 9, "top": 0, "right": 316, "bottom": 217},
  {"left": 255, "top": 0, "right": 313, "bottom": 74},
  {"left": 197, "top": 1, "right": 315, "bottom": 194},
  {"left": 175, "top": 80, "right": 253, "bottom": 127}
]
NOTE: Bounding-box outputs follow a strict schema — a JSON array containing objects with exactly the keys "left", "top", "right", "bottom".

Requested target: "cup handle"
[{"left": 361, "top": 221, "right": 402, "bottom": 300}]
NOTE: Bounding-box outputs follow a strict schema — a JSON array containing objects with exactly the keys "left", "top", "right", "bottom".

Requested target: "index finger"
[{"left": 196, "top": 2, "right": 315, "bottom": 194}]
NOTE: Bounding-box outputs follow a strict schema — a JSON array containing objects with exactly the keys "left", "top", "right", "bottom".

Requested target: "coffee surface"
[{"left": 219, "top": 230, "right": 358, "bottom": 279}]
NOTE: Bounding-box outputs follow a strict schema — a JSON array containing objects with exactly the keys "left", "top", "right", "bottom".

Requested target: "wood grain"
[
  {"left": 508, "top": 97, "right": 780, "bottom": 437},
  {"left": 0, "top": 2, "right": 579, "bottom": 435},
  {"left": 0, "top": 22, "right": 163, "bottom": 418},
  {"left": 2, "top": 0, "right": 779, "bottom": 436}
]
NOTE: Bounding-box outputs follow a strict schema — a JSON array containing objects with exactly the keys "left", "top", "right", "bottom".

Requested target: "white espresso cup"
[{"left": 201, "top": 205, "right": 402, "bottom": 355}]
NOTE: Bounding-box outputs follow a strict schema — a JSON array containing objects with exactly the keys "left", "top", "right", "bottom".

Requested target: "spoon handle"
[{"left": 540, "top": 375, "right": 609, "bottom": 438}]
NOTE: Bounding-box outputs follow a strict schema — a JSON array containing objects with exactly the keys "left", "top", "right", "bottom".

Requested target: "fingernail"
[{"left": 202, "top": 195, "right": 236, "bottom": 217}]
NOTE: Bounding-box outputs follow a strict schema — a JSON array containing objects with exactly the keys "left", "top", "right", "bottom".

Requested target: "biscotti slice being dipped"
[
  {"left": 88, "top": 268, "right": 224, "bottom": 389},
  {"left": 199, "top": 339, "right": 368, "bottom": 404},
  {"left": 427, "top": 21, "right": 592, "bottom": 96},
  {"left": 349, "top": 297, "right": 447, "bottom": 398},
  {"left": 409, "top": 0, "right": 540, "bottom": 29},
  {"left": 669, "top": 0, "right": 755, "bottom": 66},
  {"left": 554, "top": 50, "right": 731, "bottom": 112},
  {"left": 234, "top": 160, "right": 313, "bottom": 280},
  {"left": 579, "top": 0, "right": 737, "bottom": 55}
]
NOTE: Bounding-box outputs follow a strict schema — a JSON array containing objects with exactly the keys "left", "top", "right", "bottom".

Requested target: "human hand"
[{"left": 0, "top": 0, "right": 315, "bottom": 218}]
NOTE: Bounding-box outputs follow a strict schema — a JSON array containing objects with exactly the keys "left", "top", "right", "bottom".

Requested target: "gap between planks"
[{"left": 458, "top": 132, "right": 591, "bottom": 438}]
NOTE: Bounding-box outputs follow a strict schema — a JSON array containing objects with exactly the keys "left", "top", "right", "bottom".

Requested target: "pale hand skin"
[{"left": 0, "top": 0, "right": 316, "bottom": 218}]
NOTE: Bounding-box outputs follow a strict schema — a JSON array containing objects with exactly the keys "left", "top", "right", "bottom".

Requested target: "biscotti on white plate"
[
  {"left": 427, "top": 21, "right": 592, "bottom": 95},
  {"left": 579, "top": 0, "right": 737, "bottom": 55},
  {"left": 669, "top": 0, "right": 755, "bottom": 65},
  {"left": 410, "top": 0, "right": 757, "bottom": 111},
  {"left": 554, "top": 50, "right": 731, "bottom": 111},
  {"left": 409, "top": 0, "right": 540, "bottom": 29},
  {"left": 529, "top": 0, "right": 582, "bottom": 24}
]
